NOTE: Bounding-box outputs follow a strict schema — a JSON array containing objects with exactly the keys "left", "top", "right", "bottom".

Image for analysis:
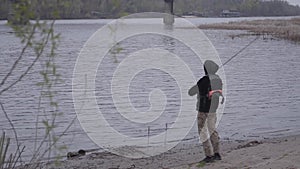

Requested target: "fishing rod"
[{"left": 220, "top": 35, "right": 260, "bottom": 68}]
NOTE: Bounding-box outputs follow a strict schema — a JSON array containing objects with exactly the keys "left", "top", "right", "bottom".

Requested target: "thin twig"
[
  {"left": 30, "top": 115, "right": 77, "bottom": 168},
  {"left": 0, "top": 25, "right": 37, "bottom": 88},
  {"left": 34, "top": 85, "right": 44, "bottom": 152},
  {"left": 30, "top": 72, "right": 88, "bottom": 167},
  {"left": 0, "top": 23, "right": 53, "bottom": 96},
  {"left": 28, "top": 20, "right": 64, "bottom": 165},
  {"left": 12, "top": 146, "right": 25, "bottom": 169}
]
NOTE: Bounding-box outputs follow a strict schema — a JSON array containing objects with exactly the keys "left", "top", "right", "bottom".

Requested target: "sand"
[
  {"left": 173, "top": 135, "right": 300, "bottom": 169},
  {"left": 31, "top": 135, "right": 300, "bottom": 169}
]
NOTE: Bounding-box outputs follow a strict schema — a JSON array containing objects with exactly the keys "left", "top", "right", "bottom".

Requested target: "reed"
[
  {"left": 199, "top": 18, "right": 300, "bottom": 42},
  {"left": 0, "top": 132, "right": 24, "bottom": 169}
]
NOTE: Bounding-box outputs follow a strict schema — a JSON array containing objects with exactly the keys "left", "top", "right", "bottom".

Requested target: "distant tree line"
[
  {"left": 1, "top": 0, "right": 300, "bottom": 20},
  {"left": 198, "top": 0, "right": 300, "bottom": 17}
]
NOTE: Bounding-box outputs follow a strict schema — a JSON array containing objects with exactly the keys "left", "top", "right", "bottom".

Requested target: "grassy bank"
[{"left": 199, "top": 18, "right": 300, "bottom": 42}]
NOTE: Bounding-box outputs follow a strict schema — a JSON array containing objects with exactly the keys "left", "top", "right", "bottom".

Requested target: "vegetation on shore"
[{"left": 199, "top": 18, "right": 300, "bottom": 42}]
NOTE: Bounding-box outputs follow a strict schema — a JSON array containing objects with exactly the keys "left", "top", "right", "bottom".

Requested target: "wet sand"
[{"left": 33, "top": 135, "right": 300, "bottom": 169}]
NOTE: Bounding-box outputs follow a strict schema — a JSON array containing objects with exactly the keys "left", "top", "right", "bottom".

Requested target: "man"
[{"left": 188, "top": 60, "right": 224, "bottom": 163}]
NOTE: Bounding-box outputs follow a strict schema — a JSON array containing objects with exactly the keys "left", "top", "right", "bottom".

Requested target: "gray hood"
[{"left": 204, "top": 60, "right": 219, "bottom": 75}]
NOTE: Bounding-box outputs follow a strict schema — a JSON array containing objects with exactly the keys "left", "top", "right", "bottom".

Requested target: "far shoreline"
[
  {"left": 198, "top": 17, "right": 300, "bottom": 42},
  {"left": 1, "top": 15, "right": 300, "bottom": 25}
]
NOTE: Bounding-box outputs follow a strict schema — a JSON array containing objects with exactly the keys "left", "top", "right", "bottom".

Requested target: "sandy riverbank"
[
  {"left": 199, "top": 17, "right": 300, "bottom": 42},
  {"left": 30, "top": 135, "right": 300, "bottom": 169},
  {"left": 173, "top": 135, "right": 300, "bottom": 169}
]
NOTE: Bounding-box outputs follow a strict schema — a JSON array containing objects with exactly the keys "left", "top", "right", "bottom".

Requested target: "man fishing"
[{"left": 188, "top": 60, "right": 224, "bottom": 163}]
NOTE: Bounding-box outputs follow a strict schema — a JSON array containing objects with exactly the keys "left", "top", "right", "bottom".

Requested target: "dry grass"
[{"left": 199, "top": 18, "right": 300, "bottom": 42}]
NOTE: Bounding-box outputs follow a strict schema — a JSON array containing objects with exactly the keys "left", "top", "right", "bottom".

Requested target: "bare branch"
[{"left": 0, "top": 22, "right": 54, "bottom": 96}]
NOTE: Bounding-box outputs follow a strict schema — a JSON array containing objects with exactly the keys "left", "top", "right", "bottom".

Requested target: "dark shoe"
[
  {"left": 213, "top": 153, "right": 222, "bottom": 161},
  {"left": 200, "top": 156, "right": 214, "bottom": 163}
]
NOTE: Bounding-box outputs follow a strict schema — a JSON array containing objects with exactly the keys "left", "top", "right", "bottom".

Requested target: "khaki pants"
[{"left": 197, "top": 112, "right": 220, "bottom": 157}]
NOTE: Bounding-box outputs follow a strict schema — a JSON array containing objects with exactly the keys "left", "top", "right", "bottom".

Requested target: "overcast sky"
[{"left": 286, "top": 0, "right": 300, "bottom": 6}]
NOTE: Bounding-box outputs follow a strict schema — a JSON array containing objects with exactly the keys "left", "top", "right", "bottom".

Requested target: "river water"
[{"left": 0, "top": 16, "right": 300, "bottom": 160}]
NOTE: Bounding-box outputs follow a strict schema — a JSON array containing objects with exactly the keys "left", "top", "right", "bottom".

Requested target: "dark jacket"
[{"left": 188, "top": 60, "right": 222, "bottom": 112}]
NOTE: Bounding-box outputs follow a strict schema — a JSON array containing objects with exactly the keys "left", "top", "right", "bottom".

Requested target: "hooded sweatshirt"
[{"left": 188, "top": 60, "right": 222, "bottom": 112}]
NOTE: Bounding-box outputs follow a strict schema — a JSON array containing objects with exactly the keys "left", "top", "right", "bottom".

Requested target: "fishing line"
[{"left": 221, "top": 35, "right": 260, "bottom": 68}]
